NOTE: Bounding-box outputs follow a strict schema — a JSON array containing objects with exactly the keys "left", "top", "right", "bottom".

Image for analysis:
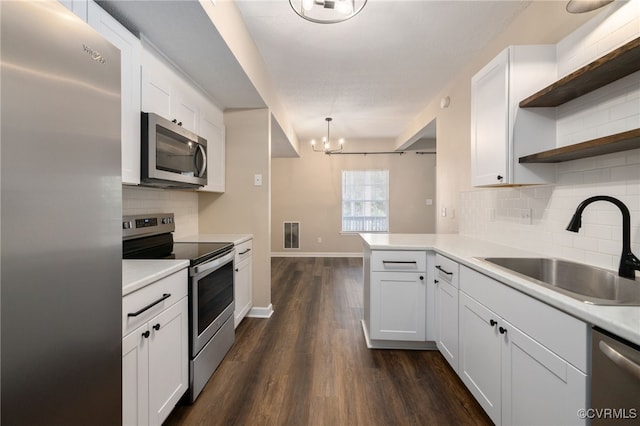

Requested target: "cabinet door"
[
  {"left": 471, "top": 48, "right": 509, "bottom": 186},
  {"left": 234, "top": 255, "right": 252, "bottom": 328},
  {"left": 148, "top": 297, "right": 188, "bottom": 426},
  {"left": 141, "top": 51, "right": 172, "bottom": 119},
  {"left": 370, "top": 271, "right": 426, "bottom": 341},
  {"left": 198, "top": 116, "right": 226, "bottom": 193},
  {"left": 501, "top": 321, "right": 587, "bottom": 426},
  {"left": 59, "top": 0, "right": 88, "bottom": 21},
  {"left": 435, "top": 279, "right": 459, "bottom": 372},
  {"left": 122, "top": 324, "right": 149, "bottom": 426},
  {"left": 459, "top": 292, "right": 502, "bottom": 424},
  {"left": 88, "top": 1, "right": 141, "bottom": 185}
]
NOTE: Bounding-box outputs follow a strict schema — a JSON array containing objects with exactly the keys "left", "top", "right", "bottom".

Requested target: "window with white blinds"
[{"left": 341, "top": 170, "right": 389, "bottom": 232}]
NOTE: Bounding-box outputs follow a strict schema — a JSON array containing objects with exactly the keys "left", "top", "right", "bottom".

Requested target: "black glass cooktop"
[
  {"left": 171, "top": 242, "right": 233, "bottom": 265},
  {"left": 123, "top": 233, "right": 233, "bottom": 266}
]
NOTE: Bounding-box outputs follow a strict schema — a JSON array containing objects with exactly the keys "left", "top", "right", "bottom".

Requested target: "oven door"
[{"left": 190, "top": 250, "right": 235, "bottom": 356}]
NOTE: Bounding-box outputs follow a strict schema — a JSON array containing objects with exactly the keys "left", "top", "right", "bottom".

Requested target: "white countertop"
[
  {"left": 177, "top": 234, "right": 252, "bottom": 245},
  {"left": 122, "top": 259, "right": 189, "bottom": 296},
  {"left": 360, "top": 233, "right": 640, "bottom": 346}
]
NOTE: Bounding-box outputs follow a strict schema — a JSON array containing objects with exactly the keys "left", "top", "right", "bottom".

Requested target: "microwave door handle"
[{"left": 196, "top": 144, "right": 207, "bottom": 178}]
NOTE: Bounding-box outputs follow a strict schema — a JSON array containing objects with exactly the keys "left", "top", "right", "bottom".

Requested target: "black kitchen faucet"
[{"left": 566, "top": 195, "right": 640, "bottom": 280}]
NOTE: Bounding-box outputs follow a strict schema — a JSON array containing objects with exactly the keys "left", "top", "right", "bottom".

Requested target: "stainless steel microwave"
[{"left": 141, "top": 112, "right": 207, "bottom": 188}]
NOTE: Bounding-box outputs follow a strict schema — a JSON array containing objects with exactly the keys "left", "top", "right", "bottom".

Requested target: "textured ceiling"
[{"left": 234, "top": 0, "right": 532, "bottom": 143}]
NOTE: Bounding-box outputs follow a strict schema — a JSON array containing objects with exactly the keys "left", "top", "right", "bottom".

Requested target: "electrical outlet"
[
  {"left": 254, "top": 174, "right": 262, "bottom": 186},
  {"left": 317, "top": 237, "right": 322, "bottom": 243},
  {"left": 426, "top": 199, "right": 433, "bottom": 206},
  {"left": 441, "top": 207, "right": 447, "bottom": 217},
  {"left": 520, "top": 208, "right": 532, "bottom": 225}
]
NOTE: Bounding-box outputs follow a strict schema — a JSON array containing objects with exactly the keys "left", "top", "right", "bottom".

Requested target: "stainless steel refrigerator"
[{"left": 1, "top": 1, "right": 122, "bottom": 424}]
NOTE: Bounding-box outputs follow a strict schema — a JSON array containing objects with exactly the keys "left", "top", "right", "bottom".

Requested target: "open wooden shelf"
[
  {"left": 519, "top": 36, "right": 640, "bottom": 108},
  {"left": 519, "top": 128, "right": 640, "bottom": 163}
]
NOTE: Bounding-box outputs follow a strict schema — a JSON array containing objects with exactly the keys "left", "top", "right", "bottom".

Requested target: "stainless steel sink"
[{"left": 477, "top": 257, "right": 640, "bottom": 306}]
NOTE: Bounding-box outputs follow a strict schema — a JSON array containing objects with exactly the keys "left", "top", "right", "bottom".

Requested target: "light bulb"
[
  {"left": 336, "top": 0, "right": 353, "bottom": 14},
  {"left": 302, "top": 0, "right": 314, "bottom": 11},
  {"left": 339, "top": 138, "right": 345, "bottom": 146},
  {"left": 310, "top": 139, "right": 316, "bottom": 146}
]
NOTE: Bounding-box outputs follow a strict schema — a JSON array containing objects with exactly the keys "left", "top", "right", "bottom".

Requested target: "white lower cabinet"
[
  {"left": 122, "top": 270, "right": 189, "bottom": 426},
  {"left": 459, "top": 266, "right": 588, "bottom": 425},
  {"left": 233, "top": 239, "right": 253, "bottom": 328},
  {"left": 434, "top": 254, "right": 460, "bottom": 372},
  {"left": 369, "top": 251, "right": 428, "bottom": 341}
]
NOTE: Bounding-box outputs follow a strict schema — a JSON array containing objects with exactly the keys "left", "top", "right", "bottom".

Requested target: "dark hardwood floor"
[{"left": 166, "top": 257, "right": 492, "bottom": 426}]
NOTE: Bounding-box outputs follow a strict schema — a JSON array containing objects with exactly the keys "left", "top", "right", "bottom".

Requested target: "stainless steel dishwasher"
[{"left": 591, "top": 327, "right": 640, "bottom": 425}]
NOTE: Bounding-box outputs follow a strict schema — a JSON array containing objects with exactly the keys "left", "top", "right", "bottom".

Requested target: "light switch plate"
[{"left": 254, "top": 174, "right": 262, "bottom": 186}]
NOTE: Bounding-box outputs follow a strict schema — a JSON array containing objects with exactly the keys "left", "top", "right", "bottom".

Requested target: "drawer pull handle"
[
  {"left": 436, "top": 265, "right": 453, "bottom": 275},
  {"left": 239, "top": 248, "right": 251, "bottom": 255},
  {"left": 127, "top": 293, "right": 171, "bottom": 317},
  {"left": 382, "top": 260, "right": 417, "bottom": 264}
]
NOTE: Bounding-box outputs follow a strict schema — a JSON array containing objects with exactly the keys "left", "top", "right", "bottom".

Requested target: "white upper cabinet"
[
  {"left": 471, "top": 45, "right": 557, "bottom": 186},
  {"left": 141, "top": 43, "right": 225, "bottom": 191},
  {"left": 198, "top": 113, "right": 226, "bottom": 193},
  {"left": 87, "top": 1, "right": 142, "bottom": 185}
]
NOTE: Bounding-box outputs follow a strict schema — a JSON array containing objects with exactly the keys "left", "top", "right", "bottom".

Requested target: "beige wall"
[
  {"left": 396, "top": 1, "right": 594, "bottom": 233},
  {"left": 271, "top": 139, "right": 436, "bottom": 254},
  {"left": 199, "top": 108, "right": 272, "bottom": 310}
]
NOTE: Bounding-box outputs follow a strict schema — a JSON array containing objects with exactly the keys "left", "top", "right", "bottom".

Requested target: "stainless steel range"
[{"left": 123, "top": 213, "right": 235, "bottom": 402}]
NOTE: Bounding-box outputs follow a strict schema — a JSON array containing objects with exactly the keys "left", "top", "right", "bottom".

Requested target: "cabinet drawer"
[
  {"left": 371, "top": 250, "right": 426, "bottom": 272},
  {"left": 460, "top": 265, "right": 588, "bottom": 372},
  {"left": 122, "top": 268, "right": 188, "bottom": 337},
  {"left": 435, "top": 254, "right": 459, "bottom": 288},
  {"left": 235, "top": 239, "right": 252, "bottom": 264}
]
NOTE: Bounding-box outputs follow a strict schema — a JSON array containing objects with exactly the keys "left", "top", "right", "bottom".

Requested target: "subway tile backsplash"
[
  {"left": 460, "top": 148, "right": 640, "bottom": 272},
  {"left": 123, "top": 186, "right": 199, "bottom": 238}
]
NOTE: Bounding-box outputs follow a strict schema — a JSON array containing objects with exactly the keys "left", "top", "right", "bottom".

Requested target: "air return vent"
[{"left": 283, "top": 222, "right": 300, "bottom": 249}]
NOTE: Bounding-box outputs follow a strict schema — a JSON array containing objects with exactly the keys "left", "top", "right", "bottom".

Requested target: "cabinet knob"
[
  {"left": 497, "top": 175, "right": 503, "bottom": 181},
  {"left": 142, "top": 330, "right": 150, "bottom": 339},
  {"left": 172, "top": 119, "right": 177, "bottom": 124},
  {"left": 434, "top": 279, "right": 439, "bottom": 284},
  {"left": 419, "top": 275, "right": 424, "bottom": 281},
  {"left": 153, "top": 324, "right": 161, "bottom": 331},
  {"left": 178, "top": 121, "right": 183, "bottom": 126},
  {"left": 499, "top": 326, "right": 508, "bottom": 335},
  {"left": 490, "top": 319, "right": 497, "bottom": 327},
  {"left": 235, "top": 268, "right": 239, "bottom": 272}
]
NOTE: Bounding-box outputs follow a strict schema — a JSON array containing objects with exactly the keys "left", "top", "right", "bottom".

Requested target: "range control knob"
[{"left": 122, "top": 221, "right": 132, "bottom": 230}]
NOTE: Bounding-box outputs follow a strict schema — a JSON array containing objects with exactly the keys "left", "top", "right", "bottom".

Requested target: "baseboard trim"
[
  {"left": 247, "top": 304, "right": 274, "bottom": 319},
  {"left": 360, "top": 320, "right": 437, "bottom": 350},
  {"left": 271, "top": 252, "right": 363, "bottom": 258}
]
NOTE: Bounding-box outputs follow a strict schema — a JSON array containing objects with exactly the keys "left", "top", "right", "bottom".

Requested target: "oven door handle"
[{"left": 192, "top": 250, "right": 234, "bottom": 275}]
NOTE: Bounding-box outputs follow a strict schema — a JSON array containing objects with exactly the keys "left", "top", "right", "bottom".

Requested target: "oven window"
[{"left": 197, "top": 261, "right": 234, "bottom": 335}]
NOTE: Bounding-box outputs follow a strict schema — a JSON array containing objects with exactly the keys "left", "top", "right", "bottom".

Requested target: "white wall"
[
  {"left": 459, "top": 0, "right": 640, "bottom": 275},
  {"left": 123, "top": 186, "right": 199, "bottom": 239}
]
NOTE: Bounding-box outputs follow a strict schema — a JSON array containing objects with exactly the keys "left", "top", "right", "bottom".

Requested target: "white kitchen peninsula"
[
  {"left": 359, "top": 233, "right": 640, "bottom": 347},
  {"left": 360, "top": 233, "right": 639, "bottom": 425}
]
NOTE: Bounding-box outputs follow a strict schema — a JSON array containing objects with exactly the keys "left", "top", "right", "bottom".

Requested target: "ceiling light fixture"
[
  {"left": 289, "top": 0, "right": 367, "bottom": 24},
  {"left": 311, "top": 117, "right": 344, "bottom": 154},
  {"left": 565, "top": 0, "right": 614, "bottom": 13}
]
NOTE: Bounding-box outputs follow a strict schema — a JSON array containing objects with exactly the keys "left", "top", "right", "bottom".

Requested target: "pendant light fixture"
[
  {"left": 566, "top": 0, "right": 614, "bottom": 13},
  {"left": 311, "top": 117, "right": 344, "bottom": 154},
  {"left": 289, "top": 0, "right": 367, "bottom": 24}
]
